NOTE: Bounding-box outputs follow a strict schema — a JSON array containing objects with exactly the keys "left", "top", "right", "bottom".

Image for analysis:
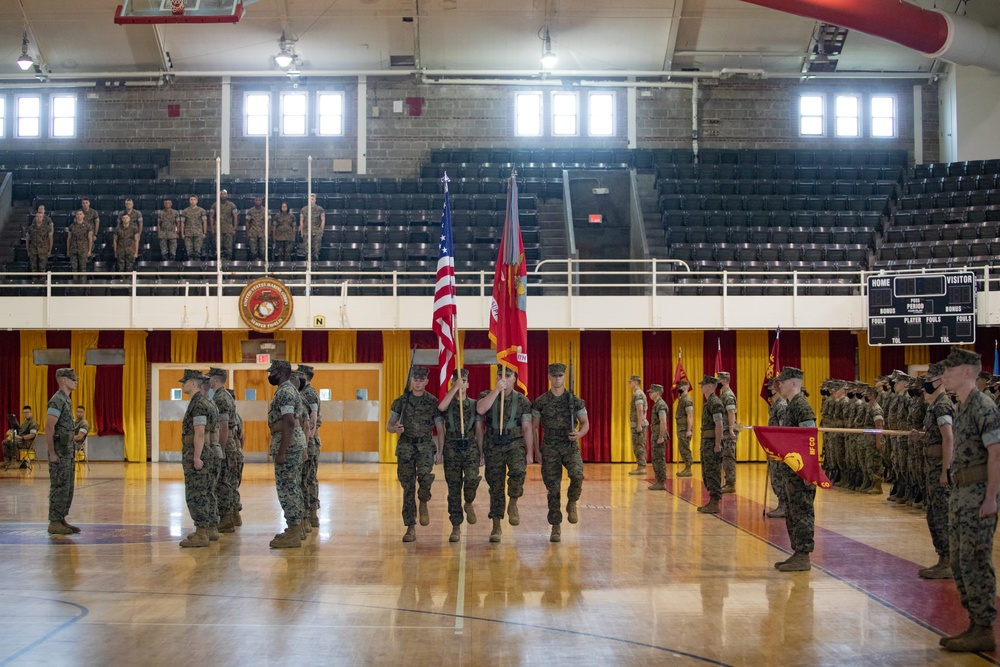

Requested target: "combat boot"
[
  {"left": 47, "top": 521, "right": 73, "bottom": 535},
  {"left": 303, "top": 519, "right": 312, "bottom": 534},
  {"left": 647, "top": 481, "right": 666, "bottom": 490},
  {"left": 507, "top": 497, "right": 520, "bottom": 526},
  {"left": 720, "top": 483, "right": 736, "bottom": 494},
  {"left": 676, "top": 465, "right": 693, "bottom": 478},
  {"left": 697, "top": 499, "right": 720, "bottom": 514},
  {"left": 489, "top": 518, "right": 502, "bottom": 543},
  {"left": 217, "top": 514, "right": 235, "bottom": 533},
  {"left": 449, "top": 525, "right": 461, "bottom": 543},
  {"left": 887, "top": 481, "right": 899, "bottom": 501},
  {"left": 628, "top": 465, "right": 646, "bottom": 476},
  {"left": 402, "top": 526, "right": 416, "bottom": 543},
  {"left": 945, "top": 625, "right": 996, "bottom": 653},
  {"left": 919, "top": 556, "right": 954, "bottom": 580},
  {"left": 566, "top": 500, "right": 579, "bottom": 524},
  {"left": 299, "top": 523, "right": 308, "bottom": 540},
  {"left": 180, "top": 526, "right": 210, "bottom": 548},
  {"left": 418, "top": 500, "right": 430, "bottom": 526},
  {"left": 776, "top": 551, "right": 811, "bottom": 572},
  {"left": 550, "top": 524, "right": 561, "bottom": 543},
  {"left": 766, "top": 504, "right": 786, "bottom": 518},
  {"left": 309, "top": 507, "right": 319, "bottom": 528},
  {"left": 233, "top": 511, "right": 243, "bottom": 527},
  {"left": 896, "top": 483, "right": 912, "bottom": 504},
  {"left": 859, "top": 475, "right": 872, "bottom": 493},
  {"left": 208, "top": 525, "right": 220, "bottom": 541},
  {"left": 939, "top": 623, "right": 973, "bottom": 646},
  {"left": 269, "top": 524, "right": 302, "bottom": 549},
  {"left": 865, "top": 480, "right": 883, "bottom": 495},
  {"left": 464, "top": 501, "right": 477, "bottom": 525},
  {"left": 61, "top": 519, "right": 82, "bottom": 534}
]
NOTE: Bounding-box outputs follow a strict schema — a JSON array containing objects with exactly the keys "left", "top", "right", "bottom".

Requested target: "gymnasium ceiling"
[{"left": 0, "top": 0, "right": 997, "bottom": 79}]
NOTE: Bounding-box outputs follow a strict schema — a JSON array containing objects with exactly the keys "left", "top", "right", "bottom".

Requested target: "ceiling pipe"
[{"left": 738, "top": 0, "right": 1000, "bottom": 73}]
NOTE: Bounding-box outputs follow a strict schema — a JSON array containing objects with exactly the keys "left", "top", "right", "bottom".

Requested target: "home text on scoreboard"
[{"left": 867, "top": 272, "right": 976, "bottom": 346}]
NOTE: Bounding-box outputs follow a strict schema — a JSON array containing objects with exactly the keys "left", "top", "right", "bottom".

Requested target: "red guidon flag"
[
  {"left": 489, "top": 173, "right": 529, "bottom": 393},
  {"left": 672, "top": 351, "right": 689, "bottom": 400},
  {"left": 759, "top": 326, "right": 780, "bottom": 404},
  {"left": 753, "top": 426, "right": 832, "bottom": 489}
]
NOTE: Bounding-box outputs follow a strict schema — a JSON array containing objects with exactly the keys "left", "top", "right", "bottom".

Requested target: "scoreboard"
[{"left": 867, "top": 272, "right": 976, "bottom": 346}]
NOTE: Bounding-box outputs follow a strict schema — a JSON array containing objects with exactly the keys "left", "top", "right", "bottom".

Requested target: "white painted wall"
[{"left": 945, "top": 64, "right": 1000, "bottom": 162}]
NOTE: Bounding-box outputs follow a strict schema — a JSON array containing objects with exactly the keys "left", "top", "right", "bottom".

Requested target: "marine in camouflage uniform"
[
  {"left": 199, "top": 376, "right": 224, "bottom": 538},
  {"left": 774, "top": 366, "right": 818, "bottom": 572},
  {"left": 938, "top": 347, "right": 1000, "bottom": 653},
  {"left": 628, "top": 375, "right": 648, "bottom": 473},
  {"left": 45, "top": 368, "right": 80, "bottom": 536},
  {"left": 157, "top": 200, "right": 180, "bottom": 261},
  {"left": 436, "top": 369, "right": 481, "bottom": 541},
  {"left": 718, "top": 372, "right": 738, "bottom": 491},
  {"left": 646, "top": 384, "right": 670, "bottom": 489},
  {"left": 861, "top": 386, "right": 885, "bottom": 494},
  {"left": 907, "top": 379, "right": 930, "bottom": 508},
  {"left": 210, "top": 190, "right": 238, "bottom": 260},
  {"left": 888, "top": 373, "right": 913, "bottom": 502},
  {"left": 80, "top": 199, "right": 100, "bottom": 239},
  {"left": 299, "top": 194, "right": 326, "bottom": 261},
  {"left": 532, "top": 363, "right": 588, "bottom": 543},
  {"left": 822, "top": 381, "right": 842, "bottom": 485},
  {"left": 267, "top": 359, "right": 307, "bottom": 548},
  {"left": 208, "top": 368, "right": 241, "bottom": 532},
  {"left": 697, "top": 375, "right": 726, "bottom": 514},
  {"left": 846, "top": 384, "right": 866, "bottom": 491},
  {"left": 478, "top": 367, "right": 534, "bottom": 543},
  {"left": 272, "top": 203, "right": 296, "bottom": 261},
  {"left": 66, "top": 210, "right": 93, "bottom": 280},
  {"left": 766, "top": 379, "right": 789, "bottom": 518},
  {"left": 178, "top": 370, "right": 216, "bottom": 547},
  {"left": 26, "top": 209, "right": 53, "bottom": 273},
  {"left": 298, "top": 364, "right": 322, "bottom": 528},
  {"left": 388, "top": 366, "right": 440, "bottom": 542},
  {"left": 246, "top": 197, "right": 268, "bottom": 260},
  {"left": 118, "top": 201, "right": 144, "bottom": 238},
  {"left": 675, "top": 380, "right": 694, "bottom": 476},
  {"left": 180, "top": 196, "right": 207, "bottom": 260},
  {"left": 113, "top": 214, "right": 140, "bottom": 273}
]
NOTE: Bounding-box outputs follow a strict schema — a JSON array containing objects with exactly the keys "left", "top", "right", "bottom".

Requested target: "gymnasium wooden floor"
[{"left": 1, "top": 461, "right": 997, "bottom": 666}]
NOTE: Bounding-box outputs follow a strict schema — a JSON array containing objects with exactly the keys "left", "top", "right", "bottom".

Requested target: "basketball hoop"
[
  {"left": 170, "top": 0, "right": 185, "bottom": 15},
  {"left": 114, "top": 0, "right": 244, "bottom": 25}
]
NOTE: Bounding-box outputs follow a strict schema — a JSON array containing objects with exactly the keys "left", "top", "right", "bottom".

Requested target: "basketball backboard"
[{"left": 114, "top": 0, "right": 245, "bottom": 25}]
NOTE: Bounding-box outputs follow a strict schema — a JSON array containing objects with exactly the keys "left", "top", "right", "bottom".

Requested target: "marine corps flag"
[
  {"left": 489, "top": 172, "right": 529, "bottom": 393},
  {"left": 672, "top": 350, "right": 689, "bottom": 400},
  {"left": 760, "top": 327, "right": 780, "bottom": 404},
  {"left": 753, "top": 426, "right": 832, "bottom": 489}
]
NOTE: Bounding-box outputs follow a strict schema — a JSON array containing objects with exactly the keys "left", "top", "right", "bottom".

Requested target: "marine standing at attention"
[
  {"left": 674, "top": 380, "right": 694, "bottom": 477},
  {"left": 628, "top": 375, "right": 648, "bottom": 476},
  {"left": 697, "top": 374, "right": 725, "bottom": 515},
  {"left": 178, "top": 370, "right": 214, "bottom": 548},
  {"left": 646, "top": 384, "right": 670, "bottom": 491},
  {"left": 266, "top": 360, "right": 307, "bottom": 549},
  {"left": 437, "top": 369, "right": 481, "bottom": 543},
  {"left": 45, "top": 368, "right": 80, "bottom": 536}
]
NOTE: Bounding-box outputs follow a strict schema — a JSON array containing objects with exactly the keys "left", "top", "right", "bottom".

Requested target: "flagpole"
[
  {"left": 762, "top": 463, "right": 771, "bottom": 517},
  {"left": 743, "top": 425, "right": 918, "bottom": 436}
]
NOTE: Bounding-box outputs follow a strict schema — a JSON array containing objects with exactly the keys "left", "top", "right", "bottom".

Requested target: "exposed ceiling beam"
[{"left": 661, "top": 0, "right": 685, "bottom": 71}]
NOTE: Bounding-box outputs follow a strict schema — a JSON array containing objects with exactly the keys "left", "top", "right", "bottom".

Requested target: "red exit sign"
[
  {"left": 256, "top": 354, "right": 270, "bottom": 364},
  {"left": 588, "top": 214, "right": 603, "bottom": 224}
]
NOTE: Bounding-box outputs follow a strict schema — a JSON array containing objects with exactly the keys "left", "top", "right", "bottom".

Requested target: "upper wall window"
[
  {"left": 589, "top": 92, "right": 615, "bottom": 137},
  {"left": 280, "top": 92, "right": 307, "bottom": 136},
  {"left": 245, "top": 93, "right": 270, "bottom": 136},
  {"left": 317, "top": 92, "right": 344, "bottom": 136},
  {"left": 552, "top": 92, "right": 578, "bottom": 136},
  {"left": 0, "top": 98, "right": 6, "bottom": 138},
  {"left": 16, "top": 96, "right": 40, "bottom": 138},
  {"left": 835, "top": 95, "right": 860, "bottom": 138},
  {"left": 51, "top": 95, "right": 76, "bottom": 138},
  {"left": 871, "top": 95, "right": 897, "bottom": 138},
  {"left": 798, "top": 94, "right": 824, "bottom": 137},
  {"left": 515, "top": 92, "right": 542, "bottom": 137}
]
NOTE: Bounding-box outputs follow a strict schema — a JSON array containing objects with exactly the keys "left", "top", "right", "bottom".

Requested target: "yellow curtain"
[
  {"left": 329, "top": 331, "right": 357, "bottom": 364},
  {"left": 904, "top": 345, "right": 930, "bottom": 368},
  {"left": 548, "top": 330, "right": 581, "bottom": 393},
  {"left": 123, "top": 331, "right": 148, "bottom": 463},
  {"left": 71, "top": 330, "right": 99, "bottom": 435},
  {"left": 735, "top": 330, "right": 770, "bottom": 462},
  {"left": 171, "top": 331, "right": 197, "bottom": 364},
  {"left": 671, "top": 331, "right": 704, "bottom": 462},
  {"left": 800, "top": 330, "right": 830, "bottom": 457},
  {"left": 20, "top": 331, "right": 47, "bottom": 434},
  {"left": 857, "top": 332, "right": 880, "bottom": 384},
  {"left": 274, "top": 330, "right": 302, "bottom": 363},
  {"left": 380, "top": 331, "right": 412, "bottom": 462},
  {"left": 610, "top": 331, "right": 643, "bottom": 463},
  {"left": 222, "top": 330, "right": 245, "bottom": 364}
]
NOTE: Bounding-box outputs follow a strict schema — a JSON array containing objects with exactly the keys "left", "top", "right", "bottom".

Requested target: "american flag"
[{"left": 433, "top": 173, "right": 458, "bottom": 401}]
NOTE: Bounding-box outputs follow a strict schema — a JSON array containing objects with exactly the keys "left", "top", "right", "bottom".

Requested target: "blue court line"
[{"left": 0, "top": 596, "right": 89, "bottom": 666}]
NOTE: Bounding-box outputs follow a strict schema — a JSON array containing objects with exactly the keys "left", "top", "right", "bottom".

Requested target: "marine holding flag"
[{"left": 489, "top": 173, "right": 528, "bottom": 392}]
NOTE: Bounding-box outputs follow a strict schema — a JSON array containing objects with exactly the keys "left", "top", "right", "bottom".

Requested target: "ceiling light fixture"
[
  {"left": 540, "top": 25, "right": 557, "bottom": 70},
  {"left": 274, "top": 33, "right": 296, "bottom": 70},
  {"left": 16, "top": 32, "right": 34, "bottom": 71}
]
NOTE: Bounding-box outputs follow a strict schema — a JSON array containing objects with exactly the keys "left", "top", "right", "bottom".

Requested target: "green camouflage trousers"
[
  {"left": 271, "top": 430, "right": 306, "bottom": 525},
  {"left": 396, "top": 439, "right": 435, "bottom": 526},
  {"left": 444, "top": 439, "right": 481, "bottom": 526},
  {"left": 183, "top": 458, "right": 215, "bottom": 528},
  {"left": 768, "top": 459, "right": 788, "bottom": 505},
  {"left": 541, "top": 438, "right": 584, "bottom": 526},
  {"left": 219, "top": 447, "right": 244, "bottom": 517},
  {"left": 924, "top": 456, "right": 950, "bottom": 558},
  {"left": 864, "top": 437, "right": 883, "bottom": 482},
  {"left": 676, "top": 432, "right": 693, "bottom": 466},
  {"left": 700, "top": 439, "right": 723, "bottom": 501},
  {"left": 632, "top": 428, "right": 647, "bottom": 466},
  {"left": 300, "top": 449, "right": 319, "bottom": 511},
  {"left": 651, "top": 436, "right": 669, "bottom": 483},
  {"left": 247, "top": 227, "right": 265, "bottom": 259},
  {"left": 484, "top": 438, "right": 526, "bottom": 520},
  {"left": 781, "top": 464, "right": 816, "bottom": 554},
  {"left": 48, "top": 446, "right": 76, "bottom": 522},
  {"left": 949, "top": 482, "right": 998, "bottom": 627},
  {"left": 721, "top": 437, "right": 737, "bottom": 485}
]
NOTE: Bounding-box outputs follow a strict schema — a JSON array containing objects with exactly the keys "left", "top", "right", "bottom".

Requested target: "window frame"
[
  {"left": 550, "top": 91, "right": 579, "bottom": 137},
  {"left": 279, "top": 91, "right": 308, "bottom": 137},
  {"left": 514, "top": 91, "right": 543, "bottom": 137},
  {"left": 870, "top": 94, "right": 897, "bottom": 139},
  {"left": 798, "top": 93, "right": 826, "bottom": 138},
  {"left": 587, "top": 91, "right": 616, "bottom": 137},
  {"left": 244, "top": 91, "right": 271, "bottom": 137},
  {"left": 50, "top": 94, "right": 77, "bottom": 139},
  {"left": 15, "top": 94, "right": 41, "bottom": 139},
  {"left": 316, "top": 91, "right": 346, "bottom": 137},
  {"left": 834, "top": 93, "right": 861, "bottom": 138},
  {"left": 0, "top": 97, "right": 6, "bottom": 139}
]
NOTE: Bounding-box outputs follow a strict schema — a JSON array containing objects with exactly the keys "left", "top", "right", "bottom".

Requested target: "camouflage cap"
[
  {"left": 179, "top": 369, "right": 206, "bottom": 383},
  {"left": 775, "top": 366, "right": 804, "bottom": 381},
  {"left": 648, "top": 383, "right": 664, "bottom": 394},
  {"left": 926, "top": 362, "right": 945, "bottom": 378},
  {"left": 496, "top": 366, "right": 516, "bottom": 377},
  {"left": 629, "top": 375, "right": 642, "bottom": 384},
  {"left": 452, "top": 368, "right": 470, "bottom": 379},
  {"left": 698, "top": 374, "right": 718, "bottom": 386},
  {"left": 55, "top": 367, "right": 78, "bottom": 381},
  {"left": 548, "top": 363, "right": 567, "bottom": 375},
  {"left": 297, "top": 364, "right": 315, "bottom": 379},
  {"left": 675, "top": 379, "right": 691, "bottom": 388},
  {"left": 207, "top": 367, "right": 228, "bottom": 380},
  {"left": 940, "top": 347, "right": 982, "bottom": 368},
  {"left": 891, "top": 370, "right": 911, "bottom": 383},
  {"left": 266, "top": 359, "right": 292, "bottom": 374},
  {"left": 717, "top": 371, "right": 731, "bottom": 382},
  {"left": 410, "top": 366, "right": 429, "bottom": 380}
]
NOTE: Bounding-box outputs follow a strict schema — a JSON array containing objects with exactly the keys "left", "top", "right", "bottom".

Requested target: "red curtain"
[
  {"left": 0, "top": 331, "right": 19, "bottom": 418},
  {"left": 463, "top": 330, "right": 494, "bottom": 399},
  {"left": 881, "top": 346, "right": 906, "bottom": 376},
  {"left": 974, "top": 327, "right": 1000, "bottom": 372},
  {"left": 580, "top": 330, "right": 611, "bottom": 462},
  {"left": 356, "top": 331, "right": 383, "bottom": 363},
  {"left": 248, "top": 331, "right": 273, "bottom": 340},
  {"left": 703, "top": 330, "right": 738, "bottom": 393},
  {"left": 828, "top": 331, "right": 856, "bottom": 380},
  {"left": 643, "top": 330, "right": 673, "bottom": 461},
  {"left": 46, "top": 331, "right": 72, "bottom": 397},
  {"left": 775, "top": 329, "right": 801, "bottom": 370},
  {"left": 196, "top": 331, "right": 222, "bottom": 363},
  {"left": 527, "top": 330, "right": 549, "bottom": 401},
  {"left": 302, "top": 331, "right": 328, "bottom": 363},
  {"left": 95, "top": 331, "right": 124, "bottom": 435},
  {"left": 146, "top": 331, "right": 171, "bottom": 363}
]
